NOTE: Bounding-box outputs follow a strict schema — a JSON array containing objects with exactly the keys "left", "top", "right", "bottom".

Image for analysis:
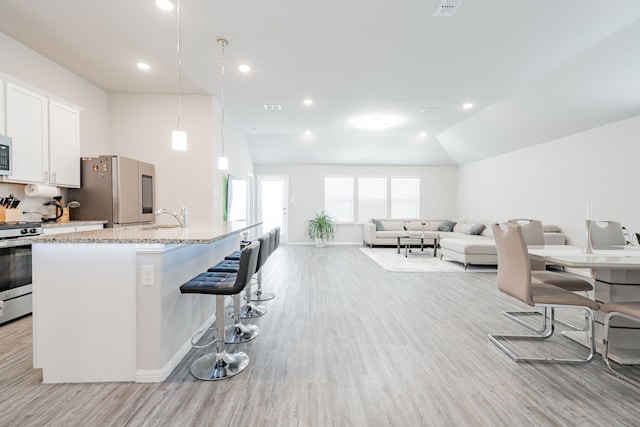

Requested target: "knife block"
[
  {"left": 0, "top": 207, "right": 21, "bottom": 223},
  {"left": 56, "top": 208, "right": 70, "bottom": 223}
]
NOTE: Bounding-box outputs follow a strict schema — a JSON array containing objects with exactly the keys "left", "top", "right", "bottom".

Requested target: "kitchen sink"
[{"left": 142, "top": 224, "right": 181, "bottom": 230}]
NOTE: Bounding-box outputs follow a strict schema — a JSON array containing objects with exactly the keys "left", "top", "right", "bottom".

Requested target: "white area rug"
[{"left": 359, "top": 247, "right": 497, "bottom": 273}]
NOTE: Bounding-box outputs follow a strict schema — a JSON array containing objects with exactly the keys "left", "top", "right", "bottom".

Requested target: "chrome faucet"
[{"left": 155, "top": 203, "right": 188, "bottom": 228}]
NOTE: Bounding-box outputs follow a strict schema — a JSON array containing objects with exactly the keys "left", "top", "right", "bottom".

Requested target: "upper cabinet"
[
  {"left": 1, "top": 79, "right": 81, "bottom": 187},
  {"left": 0, "top": 78, "right": 5, "bottom": 135},
  {"left": 5, "top": 82, "right": 49, "bottom": 184},
  {"left": 49, "top": 100, "right": 80, "bottom": 187}
]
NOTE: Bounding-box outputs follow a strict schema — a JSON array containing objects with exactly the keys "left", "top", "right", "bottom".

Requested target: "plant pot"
[{"left": 315, "top": 238, "right": 325, "bottom": 248}]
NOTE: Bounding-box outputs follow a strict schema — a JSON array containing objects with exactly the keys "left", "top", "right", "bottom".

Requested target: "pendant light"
[
  {"left": 217, "top": 38, "right": 229, "bottom": 170},
  {"left": 171, "top": 0, "right": 187, "bottom": 151}
]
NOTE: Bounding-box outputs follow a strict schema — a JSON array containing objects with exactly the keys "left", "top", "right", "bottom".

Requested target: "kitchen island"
[{"left": 28, "top": 221, "right": 262, "bottom": 383}]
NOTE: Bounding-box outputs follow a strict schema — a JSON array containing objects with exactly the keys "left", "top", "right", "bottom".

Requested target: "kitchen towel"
[{"left": 24, "top": 184, "right": 60, "bottom": 198}]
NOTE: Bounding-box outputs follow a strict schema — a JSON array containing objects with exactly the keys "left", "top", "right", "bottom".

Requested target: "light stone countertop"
[{"left": 27, "top": 221, "right": 261, "bottom": 244}]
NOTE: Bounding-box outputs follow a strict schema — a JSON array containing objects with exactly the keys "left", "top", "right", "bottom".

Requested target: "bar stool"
[
  {"left": 208, "top": 232, "right": 271, "bottom": 319},
  {"left": 252, "top": 227, "right": 278, "bottom": 302},
  {"left": 241, "top": 232, "right": 271, "bottom": 317},
  {"left": 179, "top": 241, "right": 260, "bottom": 380}
]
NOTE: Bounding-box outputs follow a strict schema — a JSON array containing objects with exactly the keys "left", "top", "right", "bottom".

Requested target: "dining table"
[{"left": 529, "top": 244, "right": 640, "bottom": 365}]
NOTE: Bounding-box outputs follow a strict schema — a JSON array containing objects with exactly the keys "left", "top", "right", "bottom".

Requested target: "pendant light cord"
[
  {"left": 177, "top": 0, "right": 182, "bottom": 131},
  {"left": 218, "top": 38, "right": 228, "bottom": 157}
]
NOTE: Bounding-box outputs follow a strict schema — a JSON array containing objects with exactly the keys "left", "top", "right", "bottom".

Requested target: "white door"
[{"left": 258, "top": 175, "right": 288, "bottom": 242}]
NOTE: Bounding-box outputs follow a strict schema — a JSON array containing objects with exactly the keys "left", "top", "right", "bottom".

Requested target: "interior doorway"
[{"left": 258, "top": 175, "right": 288, "bottom": 242}]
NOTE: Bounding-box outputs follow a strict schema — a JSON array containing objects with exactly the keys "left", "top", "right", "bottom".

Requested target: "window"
[
  {"left": 324, "top": 176, "right": 354, "bottom": 222},
  {"left": 357, "top": 177, "right": 387, "bottom": 223},
  {"left": 390, "top": 177, "right": 420, "bottom": 218}
]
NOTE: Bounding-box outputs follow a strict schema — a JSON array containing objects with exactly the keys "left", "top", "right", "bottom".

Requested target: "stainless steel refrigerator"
[{"left": 68, "top": 155, "right": 155, "bottom": 227}]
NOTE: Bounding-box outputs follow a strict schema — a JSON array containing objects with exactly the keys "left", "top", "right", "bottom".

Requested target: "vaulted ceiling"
[{"left": 1, "top": 0, "right": 640, "bottom": 165}]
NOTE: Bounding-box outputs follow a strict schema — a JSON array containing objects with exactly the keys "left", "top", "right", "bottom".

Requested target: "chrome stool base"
[
  {"left": 190, "top": 350, "right": 249, "bottom": 381},
  {"left": 224, "top": 322, "right": 260, "bottom": 344},
  {"left": 251, "top": 289, "right": 275, "bottom": 301},
  {"left": 240, "top": 302, "right": 267, "bottom": 318}
]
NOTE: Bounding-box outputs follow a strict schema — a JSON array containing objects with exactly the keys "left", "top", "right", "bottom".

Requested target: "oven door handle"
[{"left": 0, "top": 238, "right": 31, "bottom": 249}]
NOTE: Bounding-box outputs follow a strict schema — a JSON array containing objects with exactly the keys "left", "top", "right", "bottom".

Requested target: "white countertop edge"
[{"left": 26, "top": 221, "right": 263, "bottom": 245}]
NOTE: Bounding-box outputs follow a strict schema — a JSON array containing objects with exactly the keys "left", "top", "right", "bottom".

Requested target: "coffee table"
[{"left": 397, "top": 233, "right": 438, "bottom": 257}]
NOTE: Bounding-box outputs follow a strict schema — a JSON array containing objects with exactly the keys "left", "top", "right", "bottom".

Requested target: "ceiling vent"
[
  {"left": 433, "top": 0, "right": 464, "bottom": 17},
  {"left": 263, "top": 104, "right": 282, "bottom": 111}
]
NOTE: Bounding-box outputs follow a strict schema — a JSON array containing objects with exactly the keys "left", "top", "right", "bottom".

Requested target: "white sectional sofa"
[
  {"left": 362, "top": 218, "right": 441, "bottom": 247},
  {"left": 363, "top": 218, "right": 566, "bottom": 269}
]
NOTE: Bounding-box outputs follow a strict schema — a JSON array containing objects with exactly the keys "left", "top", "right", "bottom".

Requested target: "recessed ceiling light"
[
  {"left": 238, "top": 64, "right": 251, "bottom": 73},
  {"left": 136, "top": 62, "right": 151, "bottom": 71},
  {"left": 303, "top": 99, "right": 313, "bottom": 106},
  {"left": 462, "top": 103, "right": 473, "bottom": 110},
  {"left": 353, "top": 114, "right": 402, "bottom": 131},
  {"left": 304, "top": 130, "right": 312, "bottom": 136},
  {"left": 155, "top": 0, "right": 175, "bottom": 11},
  {"left": 419, "top": 132, "right": 427, "bottom": 137}
]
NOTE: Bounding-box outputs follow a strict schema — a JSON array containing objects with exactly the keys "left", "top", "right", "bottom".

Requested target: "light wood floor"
[{"left": 1, "top": 245, "right": 639, "bottom": 426}]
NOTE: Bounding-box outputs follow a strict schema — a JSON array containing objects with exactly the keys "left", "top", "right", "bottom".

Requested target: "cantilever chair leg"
[
  {"left": 503, "top": 307, "right": 586, "bottom": 333},
  {"left": 489, "top": 304, "right": 596, "bottom": 364},
  {"left": 502, "top": 306, "right": 554, "bottom": 335},
  {"left": 603, "top": 311, "right": 640, "bottom": 388}
]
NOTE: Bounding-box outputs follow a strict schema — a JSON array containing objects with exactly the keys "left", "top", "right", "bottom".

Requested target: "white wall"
[
  {"left": 458, "top": 114, "right": 640, "bottom": 246},
  {"left": 0, "top": 33, "right": 255, "bottom": 225},
  {"left": 109, "top": 94, "right": 254, "bottom": 225},
  {"left": 254, "top": 164, "right": 458, "bottom": 243},
  {"left": 0, "top": 33, "right": 110, "bottom": 218},
  {"left": 0, "top": 33, "right": 109, "bottom": 156}
]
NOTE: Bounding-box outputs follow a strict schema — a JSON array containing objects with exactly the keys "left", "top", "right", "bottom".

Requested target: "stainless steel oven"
[{"left": 0, "top": 222, "right": 42, "bottom": 325}]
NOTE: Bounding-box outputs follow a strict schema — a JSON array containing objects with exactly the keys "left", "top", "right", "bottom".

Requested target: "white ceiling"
[{"left": 1, "top": 0, "right": 640, "bottom": 166}]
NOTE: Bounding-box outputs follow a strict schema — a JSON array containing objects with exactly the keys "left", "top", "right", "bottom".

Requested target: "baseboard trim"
[{"left": 135, "top": 313, "right": 216, "bottom": 383}]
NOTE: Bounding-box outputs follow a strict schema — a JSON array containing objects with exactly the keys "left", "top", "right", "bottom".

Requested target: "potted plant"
[{"left": 306, "top": 211, "right": 336, "bottom": 248}]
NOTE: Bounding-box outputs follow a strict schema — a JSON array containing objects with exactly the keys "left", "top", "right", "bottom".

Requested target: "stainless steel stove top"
[{"left": 0, "top": 222, "right": 43, "bottom": 239}]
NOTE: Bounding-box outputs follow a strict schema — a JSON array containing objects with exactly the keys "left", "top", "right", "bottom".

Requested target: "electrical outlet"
[{"left": 141, "top": 265, "right": 154, "bottom": 285}]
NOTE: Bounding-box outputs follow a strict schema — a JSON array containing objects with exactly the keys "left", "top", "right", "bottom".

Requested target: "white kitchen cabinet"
[
  {"left": 1, "top": 79, "right": 81, "bottom": 187},
  {"left": 48, "top": 100, "right": 80, "bottom": 187},
  {"left": 0, "top": 78, "right": 5, "bottom": 135},
  {"left": 4, "top": 82, "right": 48, "bottom": 184}
]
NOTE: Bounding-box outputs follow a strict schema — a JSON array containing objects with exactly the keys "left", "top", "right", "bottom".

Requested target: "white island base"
[{"left": 32, "top": 236, "right": 240, "bottom": 383}]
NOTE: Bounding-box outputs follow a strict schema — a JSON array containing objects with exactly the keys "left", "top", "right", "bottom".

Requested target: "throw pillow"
[
  {"left": 371, "top": 218, "right": 385, "bottom": 231},
  {"left": 465, "top": 223, "right": 486, "bottom": 235},
  {"left": 437, "top": 219, "right": 457, "bottom": 232}
]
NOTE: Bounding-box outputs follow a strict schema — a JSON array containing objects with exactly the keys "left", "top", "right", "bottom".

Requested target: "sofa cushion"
[
  {"left": 437, "top": 219, "right": 457, "bottom": 232},
  {"left": 381, "top": 220, "right": 402, "bottom": 231},
  {"left": 377, "top": 231, "right": 405, "bottom": 239},
  {"left": 440, "top": 238, "right": 497, "bottom": 255},
  {"left": 371, "top": 218, "right": 385, "bottom": 231},
  {"left": 465, "top": 223, "right": 486, "bottom": 235}
]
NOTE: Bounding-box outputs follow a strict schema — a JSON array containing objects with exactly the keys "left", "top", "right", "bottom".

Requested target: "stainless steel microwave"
[{"left": 0, "top": 136, "right": 11, "bottom": 176}]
